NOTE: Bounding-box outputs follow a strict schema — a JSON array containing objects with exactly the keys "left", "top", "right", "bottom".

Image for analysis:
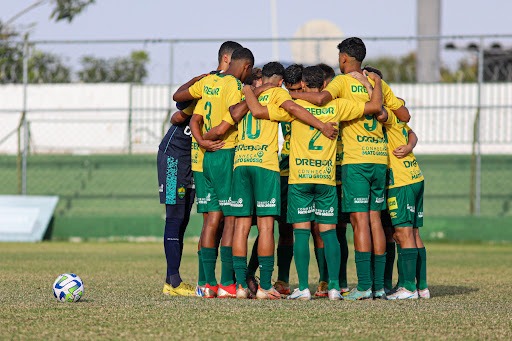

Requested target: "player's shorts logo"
[
  {"left": 387, "top": 197, "right": 398, "bottom": 210},
  {"left": 177, "top": 186, "right": 186, "bottom": 199},
  {"left": 159, "top": 184, "right": 164, "bottom": 193}
]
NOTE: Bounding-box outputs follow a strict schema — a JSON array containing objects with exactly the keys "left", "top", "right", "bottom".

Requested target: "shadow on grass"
[{"left": 430, "top": 285, "right": 478, "bottom": 297}]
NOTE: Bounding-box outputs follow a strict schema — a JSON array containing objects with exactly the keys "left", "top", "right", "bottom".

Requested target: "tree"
[
  {"left": 77, "top": 51, "right": 150, "bottom": 83},
  {"left": 50, "top": 0, "right": 95, "bottom": 23},
  {"left": 364, "top": 52, "right": 417, "bottom": 83}
]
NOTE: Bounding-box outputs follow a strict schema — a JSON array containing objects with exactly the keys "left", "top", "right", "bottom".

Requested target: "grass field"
[{"left": 1, "top": 241, "right": 511, "bottom": 340}]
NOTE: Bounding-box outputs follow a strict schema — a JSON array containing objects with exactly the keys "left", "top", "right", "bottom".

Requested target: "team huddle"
[{"left": 157, "top": 38, "right": 429, "bottom": 301}]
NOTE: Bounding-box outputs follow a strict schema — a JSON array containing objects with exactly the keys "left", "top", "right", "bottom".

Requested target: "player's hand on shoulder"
[
  {"left": 393, "top": 145, "right": 412, "bottom": 158},
  {"left": 253, "top": 83, "right": 275, "bottom": 97},
  {"left": 366, "top": 71, "right": 381, "bottom": 82},
  {"left": 320, "top": 122, "right": 338, "bottom": 140},
  {"left": 348, "top": 71, "right": 367, "bottom": 83}
]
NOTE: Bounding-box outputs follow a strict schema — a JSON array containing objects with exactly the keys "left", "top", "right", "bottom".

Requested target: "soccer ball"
[{"left": 52, "top": 273, "right": 84, "bottom": 302}]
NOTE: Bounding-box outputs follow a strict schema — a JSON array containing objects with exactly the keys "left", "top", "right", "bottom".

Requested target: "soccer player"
[
  {"left": 173, "top": 47, "right": 254, "bottom": 298},
  {"left": 291, "top": 37, "right": 408, "bottom": 300},
  {"left": 261, "top": 65, "right": 383, "bottom": 300},
  {"left": 186, "top": 41, "right": 243, "bottom": 296},
  {"left": 229, "top": 62, "right": 339, "bottom": 299},
  {"left": 376, "top": 105, "right": 429, "bottom": 300}
]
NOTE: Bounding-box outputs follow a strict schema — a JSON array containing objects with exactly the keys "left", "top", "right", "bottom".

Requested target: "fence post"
[
  {"left": 128, "top": 83, "right": 133, "bottom": 154},
  {"left": 471, "top": 37, "right": 484, "bottom": 216},
  {"left": 21, "top": 35, "right": 29, "bottom": 195}
]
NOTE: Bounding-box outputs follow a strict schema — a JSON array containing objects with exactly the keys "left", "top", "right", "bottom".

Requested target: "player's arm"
[
  {"left": 243, "top": 85, "right": 270, "bottom": 120},
  {"left": 393, "top": 130, "right": 418, "bottom": 159},
  {"left": 361, "top": 72, "right": 383, "bottom": 115},
  {"left": 170, "top": 110, "right": 189, "bottom": 125},
  {"left": 229, "top": 101, "right": 249, "bottom": 123},
  {"left": 280, "top": 100, "right": 338, "bottom": 140},
  {"left": 289, "top": 90, "right": 332, "bottom": 106},
  {"left": 190, "top": 113, "right": 224, "bottom": 151},
  {"left": 203, "top": 120, "right": 233, "bottom": 140},
  {"left": 393, "top": 103, "right": 411, "bottom": 123},
  {"left": 172, "top": 74, "right": 207, "bottom": 102}
]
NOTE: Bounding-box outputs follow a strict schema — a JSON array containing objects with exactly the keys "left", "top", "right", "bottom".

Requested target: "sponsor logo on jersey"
[
  {"left": 235, "top": 144, "right": 269, "bottom": 152},
  {"left": 357, "top": 135, "right": 387, "bottom": 144},
  {"left": 203, "top": 85, "right": 221, "bottom": 97},
  {"left": 258, "top": 94, "right": 269, "bottom": 102},
  {"left": 295, "top": 158, "right": 333, "bottom": 167},
  {"left": 387, "top": 197, "right": 398, "bottom": 210},
  {"left": 403, "top": 159, "right": 418, "bottom": 168},
  {"left": 305, "top": 106, "right": 335, "bottom": 116},
  {"left": 351, "top": 85, "right": 368, "bottom": 94}
]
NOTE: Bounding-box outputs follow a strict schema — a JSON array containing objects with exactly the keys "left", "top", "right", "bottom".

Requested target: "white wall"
[{"left": 0, "top": 83, "right": 511, "bottom": 155}]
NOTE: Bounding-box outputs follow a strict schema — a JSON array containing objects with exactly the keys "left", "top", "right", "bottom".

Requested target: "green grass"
[
  {"left": 1, "top": 241, "right": 511, "bottom": 340},
  {"left": 1, "top": 154, "right": 512, "bottom": 240}
]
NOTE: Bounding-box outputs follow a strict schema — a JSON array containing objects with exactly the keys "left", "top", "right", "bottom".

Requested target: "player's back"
[{"left": 192, "top": 73, "right": 242, "bottom": 149}]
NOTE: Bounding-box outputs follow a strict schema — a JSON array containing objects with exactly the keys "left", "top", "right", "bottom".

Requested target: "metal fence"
[{"left": 1, "top": 34, "right": 512, "bottom": 237}]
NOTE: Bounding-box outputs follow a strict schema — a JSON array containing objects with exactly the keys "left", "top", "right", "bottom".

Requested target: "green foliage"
[
  {"left": 50, "top": 0, "right": 96, "bottom": 23},
  {"left": 440, "top": 58, "right": 477, "bottom": 82},
  {"left": 77, "top": 50, "right": 150, "bottom": 83},
  {"left": 364, "top": 52, "right": 417, "bottom": 83}
]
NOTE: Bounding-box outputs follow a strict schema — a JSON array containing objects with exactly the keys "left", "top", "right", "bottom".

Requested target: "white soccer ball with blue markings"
[{"left": 52, "top": 273, "right": 84, "bottom": 302}]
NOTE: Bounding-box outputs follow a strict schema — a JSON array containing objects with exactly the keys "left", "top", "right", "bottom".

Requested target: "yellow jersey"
[
  {"left": 234, "top": 87, "right": 292, "bottom": 172},
  {"left": 324, "top": 74, "right": 403, "bottom": 165},
  {"left": 383, "top": 108, "right": 424, "bottom": 188},
  {"left": 268, "top": 98, "right": 365, "bottom": 186},
  {"left": 188, "top": 73, "right": 242, "bottom": 149}
]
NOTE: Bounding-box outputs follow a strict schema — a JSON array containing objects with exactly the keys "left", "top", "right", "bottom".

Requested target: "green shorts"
[
  {"left": 287, "top": 184, "right": 338, "bottom": 225},
  {"left": 231, "top": 166, "right": 280, "bottom": 217},
  {"left": 387, "top": 181, "right": 424, "bottom": 228},
  {"left": 279, "top": 176, "right": 289, "bottom": 224},
  {"left": 203, "top": 148, "right": 235, "bottom": 215},
  {"left": 336, "top": 184, "right": 351, "bottom": 225},
  {"left": 342, "top": 163, "right": 387, "bottom": 213},
  {"left": 193, "top": 171, "right": 208, "bottom": 214}
]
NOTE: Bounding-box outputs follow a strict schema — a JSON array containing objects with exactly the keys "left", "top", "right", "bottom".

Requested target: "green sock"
[
  {"left": 247, "top": 237, "right": 259, "bottom": 277},
  {"left": 355, "top": 251, "right": 372, "bottom": 291},
  {"left": 314, "top": 247, "right": 329, "bottom": 283},
  {"left": 220, "top": 246, "right": 234, "bottom": 286},
  {"left": 417, "top": 247, "right": 428, "bottom": 290},
  {"left": 370, "top": 253, "right": 375, "bottom": 291},
  {"left": 201, "top": 247, "right": 218, "bottom": 286},
  {"left": 396, "top": 244, "right": 403, "bottom": 287},
  {"left": 402, "top": 248, "right": 419, "bottom": 292},
  {"left": 258, "top": 255, "right": 274, "bottom": 290},
  {"left": 384, "top": 242, "right": 395, "bottom": 289},
  {"left": 320, "top": 229, "right": 341, "bottom": 290},
  {"left": 277, "top": 244, "right": 293, "bottom": 283},
  {"left": 233, "top": 256, "right": 248, "bottom": 288},
  {"left": 373, "top": 253, "right": 387, "bottom": 291},
  {"left": 294, "top": 229, "right": 311, "bottom": 291},
  {"left": 197, "top": 250, "right": 206, "bottom": 286},
  {"left": 337, "top": 228, "right": 349, "bottom": 288}
]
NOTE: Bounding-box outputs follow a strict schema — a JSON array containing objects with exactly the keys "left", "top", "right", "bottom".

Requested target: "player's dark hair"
[
  {"left": 244, "top": 67, "right": 262, "bottom": 85},
  {"left": 284, "top": 64, "right": 304, "bottom": 84},
  {"left": 317, "top": 63, "right": 335, "bottom": 81},
  {"left": 262, "top": 62, "right": 285, "bottom": 79},
  {"left": 231, "top": 47, "right": 254, "bottom": 65},
  {"left": 337, "top": 37, "right": 366, "bottom": 62},
  {"left": 302, "top": 66, "right": 325, "bottom": 89},
  {"left": 362, "top": 65, "right": 384, "bottom": 80},
  {"left": 218, "top": 41, "right": 243, "bottom": 63}
]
